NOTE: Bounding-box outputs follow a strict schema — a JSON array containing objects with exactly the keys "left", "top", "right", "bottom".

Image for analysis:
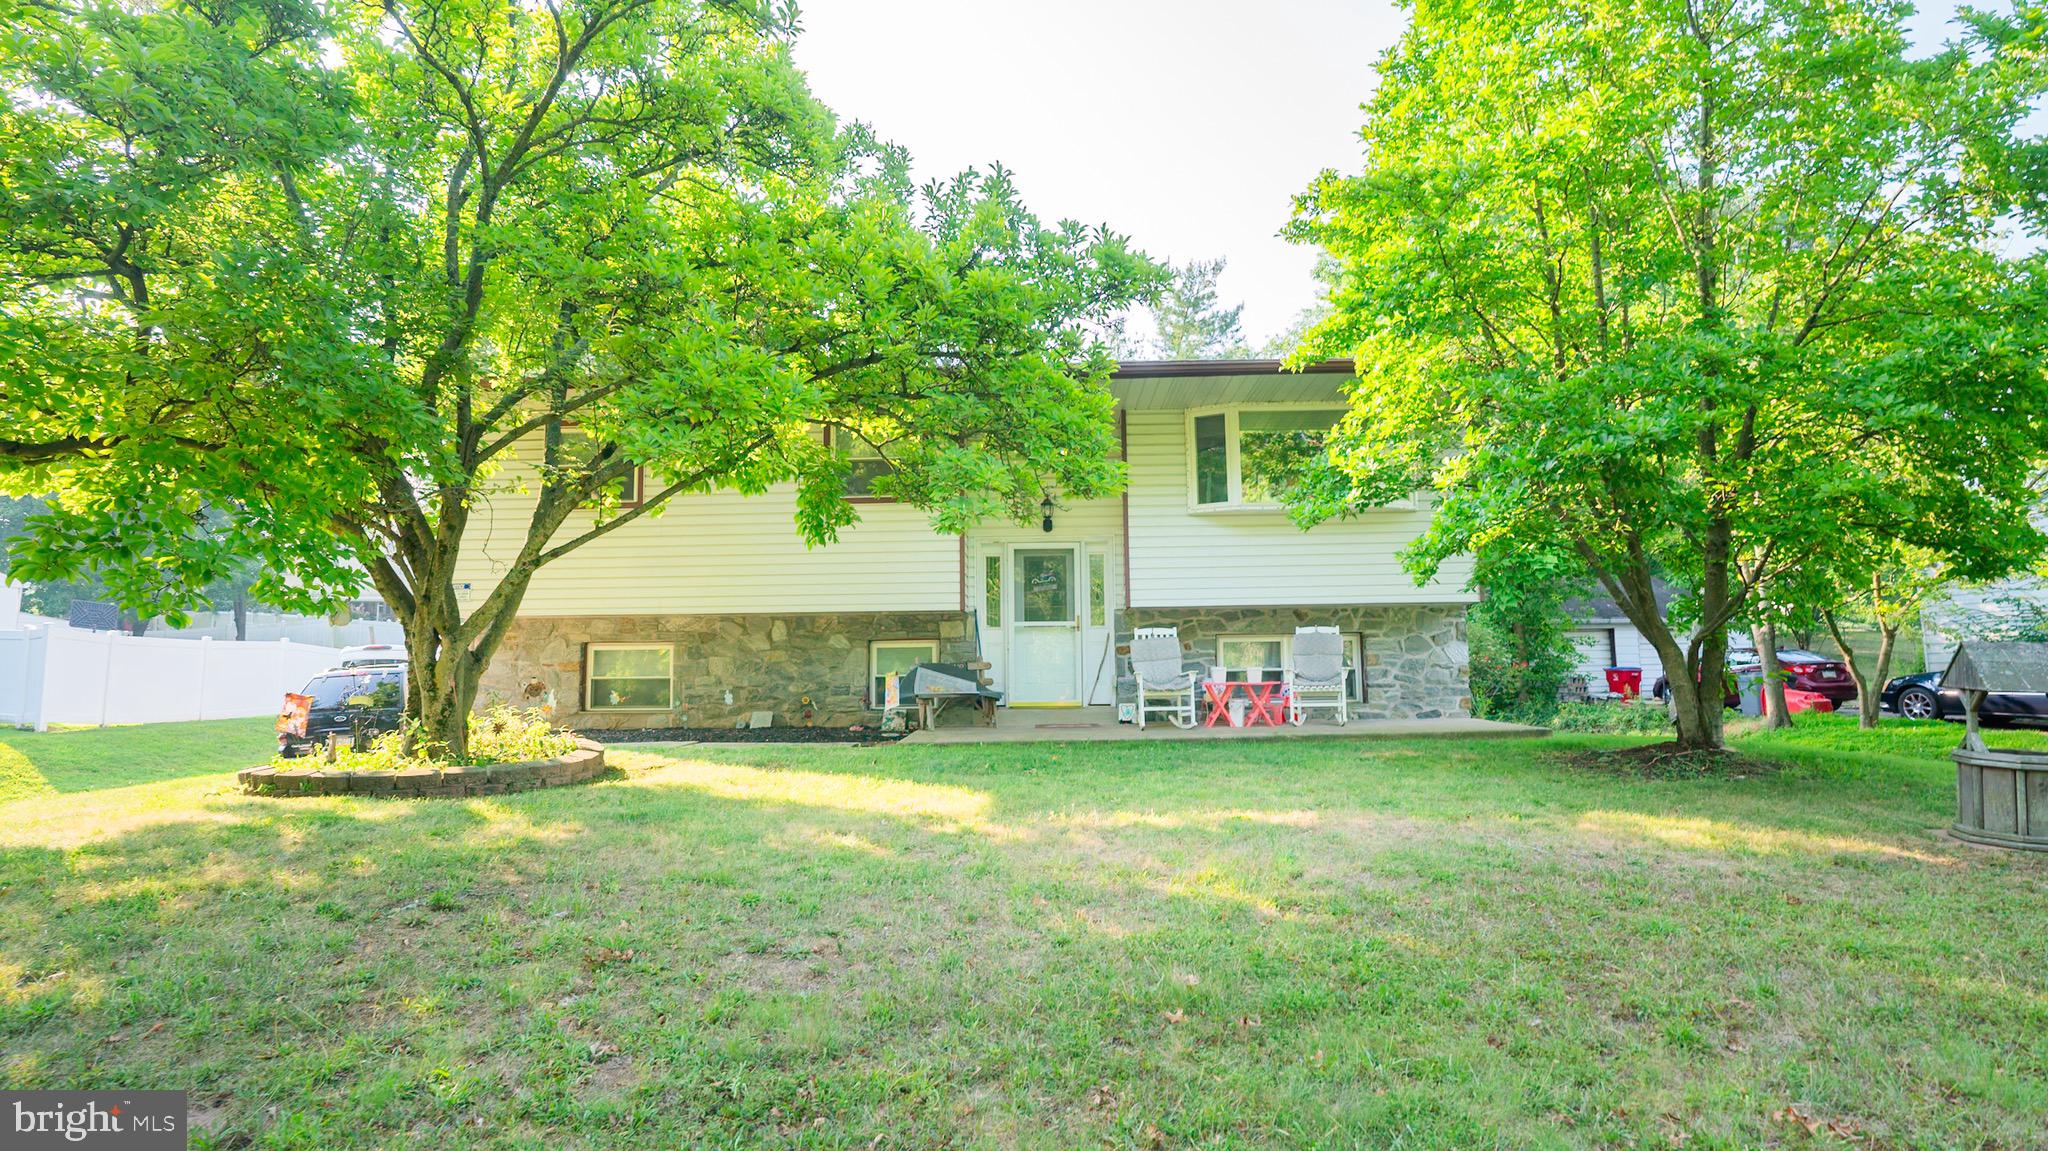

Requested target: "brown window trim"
[
  {"left": 822, "top": 425, "right": 898, "bottom": 504},
  {"left": 555, "top": 420, "right": 644, "bottom": 510}
]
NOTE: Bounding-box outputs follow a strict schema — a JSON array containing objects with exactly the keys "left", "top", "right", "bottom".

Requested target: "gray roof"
[
  {"left": 1941, "top": 641, "right": 2048, "bottom": 693},
  {"left": 1566, "top": 579, "right": 1681, "bottom": 622}
]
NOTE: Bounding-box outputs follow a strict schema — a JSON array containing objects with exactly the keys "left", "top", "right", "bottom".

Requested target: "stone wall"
[
  {"left": 1119, "top": 604, "right": 1472, "bottom": 720},
  {"left": 480, "top": 612, "right": 977, "bottom": 729}
]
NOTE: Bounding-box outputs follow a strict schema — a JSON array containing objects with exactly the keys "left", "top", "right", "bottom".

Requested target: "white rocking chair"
[
  {"left": 1130, "top": 626, "right": 1198, "bottom": 730},
  {"left": 1286, "top": 626, "right": 1351, "bottom": 726}
]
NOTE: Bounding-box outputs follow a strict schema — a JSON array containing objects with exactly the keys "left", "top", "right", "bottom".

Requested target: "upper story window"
[
  {"left": 548, "top": 425, "right": 643, "bottom": 510},
  {"left": 1188, "top": 406, "right": 1345, "bottom": 510},
  {"left": 823, "top": 427, "right": 895, "bottom": 500}
]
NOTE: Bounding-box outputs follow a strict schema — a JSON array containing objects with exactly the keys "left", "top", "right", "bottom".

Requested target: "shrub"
[
  {"left": 1549, "top": 700, "right": 1673, "bottom": 735},
  {"left": 1467, "top": 588, "right": 1577, "bottom": 721},
  {"left": 272, "top": 704, "right": 577, "bottom": 771}
]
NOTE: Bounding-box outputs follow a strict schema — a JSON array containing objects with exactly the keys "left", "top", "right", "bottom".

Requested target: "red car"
[
  {"left": 1770, "top": 649, "right": 1858, "bottom": 705},
  {"left": 1652, "top": 648, "right": 1857, "bottom": 707}
]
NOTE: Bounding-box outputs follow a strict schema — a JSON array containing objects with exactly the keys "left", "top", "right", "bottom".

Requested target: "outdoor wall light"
[{"left": 1040, "top": 495, "right": 1055, "bottom": 533}]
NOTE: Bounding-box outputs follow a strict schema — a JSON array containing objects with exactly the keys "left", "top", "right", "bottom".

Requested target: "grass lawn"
[{"left": 2, "top": 715, "right": 2045, "bottom": 1150}]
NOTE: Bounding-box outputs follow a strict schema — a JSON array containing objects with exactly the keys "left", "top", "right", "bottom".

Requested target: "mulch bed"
[
  {"left": 1551, "top": 741, "right": 1780, "bottom": 780},
  {"left": 587, "top": 726, "right": 904, "bottom": 746}
]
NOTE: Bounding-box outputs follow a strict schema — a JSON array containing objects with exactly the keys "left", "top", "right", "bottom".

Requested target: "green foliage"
[
  {"left": 273, "top": 704, "right": 575, "bottom": 771},
  {"left": 0, "top": 0, "right": 1163, "bottom": 751},
  {"left": 1145, "top": 257, "right": 1249, "bottom": 359},
  {"left": 1466, "top": 590, "right": 1577, "bottom": 721},
  {"left": 1549, "top": 700, "right": 1675, "bottom": 735},
  {"left": 1286, "top": 0, "right": 2048, "bottom": 748}
]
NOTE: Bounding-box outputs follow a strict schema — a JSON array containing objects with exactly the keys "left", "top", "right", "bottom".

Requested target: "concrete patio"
[{"left": 898, "top": 705, "right": 1548, "bottom": 744}]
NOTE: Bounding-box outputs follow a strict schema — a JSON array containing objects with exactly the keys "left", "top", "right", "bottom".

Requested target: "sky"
[
  {"left": 790, "top": 0, "right": 1401, "bottom": 349},
  {"left": 791, "top": 0, "right": 1984, "bottom": 350}
]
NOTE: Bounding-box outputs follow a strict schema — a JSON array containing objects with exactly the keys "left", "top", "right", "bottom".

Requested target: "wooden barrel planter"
[
  {"left": 1953, "top": 746, "right": 2048, "bottom": 851},
  {"left": 1945, "top": 642, "right": 2048, "bottom": 851}
]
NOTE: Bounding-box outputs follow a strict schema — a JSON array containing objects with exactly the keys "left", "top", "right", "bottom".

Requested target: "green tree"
[
  {"left": 1818, "top": 546, "right": 1947, "bottom": 729},
  {"left": 1466, "top": 571, "right": 1578, "bottom": 722},
  {"left": 1287, "top": 0, "right": 2048, "bottom": 751},
  {"left": 1, "top": 0, "right": 1162, "bottom": 755},
  {"left": 1149, "top": 258, "right": 1249, "bottom": 359}
]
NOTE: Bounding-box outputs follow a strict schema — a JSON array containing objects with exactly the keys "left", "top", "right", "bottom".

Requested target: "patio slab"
[{"left": 898, "top": 706, "right": 1548, "bottom": 744}]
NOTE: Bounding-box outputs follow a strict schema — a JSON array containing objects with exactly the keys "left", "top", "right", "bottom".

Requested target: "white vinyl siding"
[
  {"left": 1568, "top": 622, "right": 1667, "bottom": 695},
  {"left": 1123, "top": 409, "right": 1474, "bottom": 608},
  {"left": 451, "top": 441, "right": 958, "bottom": 617}
]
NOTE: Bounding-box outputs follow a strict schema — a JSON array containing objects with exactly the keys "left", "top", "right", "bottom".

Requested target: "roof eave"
[{"left": 1109, "top": 358, "right": 1356, "bottom": 380}]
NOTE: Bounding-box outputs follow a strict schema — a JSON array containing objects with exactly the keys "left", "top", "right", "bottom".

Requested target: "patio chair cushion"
[
  {"left": 1130, "top": 632, "right": 1191, "bottom": 687},
  {"left": 1291, "top": 628, "right": 1346, "bottom": 684}
]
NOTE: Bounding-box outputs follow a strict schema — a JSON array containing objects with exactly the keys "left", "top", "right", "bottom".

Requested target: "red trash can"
[{"left": 1604, "top": 667, "right": 1643, "bottom": 699}]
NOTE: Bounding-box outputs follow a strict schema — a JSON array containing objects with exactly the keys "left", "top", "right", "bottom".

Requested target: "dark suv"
[{"left": 277, "top": 665, "right": 407, "bottom": 758}]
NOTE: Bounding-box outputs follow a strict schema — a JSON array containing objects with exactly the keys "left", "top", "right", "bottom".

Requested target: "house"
[
  {"left": 455, "top": 359, "right": 1476, "bottom": 728},
  {"left": 1922, "top": 576, "right": 2048, "bottom": 672},
  {"left": 1561, "top": 583, "right": 1682, "bottom": 697}
]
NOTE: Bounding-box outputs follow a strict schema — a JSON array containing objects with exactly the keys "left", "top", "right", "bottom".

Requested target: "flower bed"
[{"left": 239, "top": 738, "right": 605, "bottom": 798}]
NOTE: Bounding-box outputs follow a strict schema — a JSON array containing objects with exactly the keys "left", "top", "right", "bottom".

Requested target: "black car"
[
  {"left": 1881, "top": 669, "right": 2048, "bottom": 725},
  {"left": 277, "top": 665, "right": 407, "bottom": 757}
]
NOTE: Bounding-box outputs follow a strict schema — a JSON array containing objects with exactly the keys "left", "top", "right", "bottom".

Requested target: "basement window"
[
  {"left": 869, "top": 639, "right": 938, "bottom": 708},
  {"left": 1216, "top": 633, "right": 1365, "bottom": 701},
  {"left": 586, "top": 643, "right": 673, "bottom": 711}
]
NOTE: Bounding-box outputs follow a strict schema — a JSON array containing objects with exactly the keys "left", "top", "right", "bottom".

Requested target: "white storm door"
[{"left": 1008, "top": 545, "right": 1082, "bottom": 703}]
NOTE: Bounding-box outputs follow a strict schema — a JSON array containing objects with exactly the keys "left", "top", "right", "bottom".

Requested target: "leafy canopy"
[
  {"left": 1287, "top": 0, "right": 2048, "bottom": 745},
  {"left": 0, "top": 0, "right": 1162, "bottom": 748}
]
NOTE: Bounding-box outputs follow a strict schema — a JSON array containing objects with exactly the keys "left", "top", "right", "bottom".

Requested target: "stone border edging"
[{"left": 238, "top": 739, "right": 606, "bottom": 798}]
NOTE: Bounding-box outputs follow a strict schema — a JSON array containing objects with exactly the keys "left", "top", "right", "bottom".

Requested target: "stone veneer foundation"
[
  {"left": 480, "top": 612, "right": 977, "bottom": 729},
  {"left": 482, "top": 604, "right": 1468, "bottom": 729},
  {"left": 1119, "top": 604, "right": 1472, "bottom": 720}
]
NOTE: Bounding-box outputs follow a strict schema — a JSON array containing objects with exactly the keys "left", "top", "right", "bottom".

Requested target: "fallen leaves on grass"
[{"left": 582, "top": 946, "right": 636, "bottom": 971}]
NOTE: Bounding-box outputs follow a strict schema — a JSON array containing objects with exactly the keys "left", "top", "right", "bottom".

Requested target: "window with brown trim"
[
  {"left": 549, "top": 425, "right": 644, "bottom": 510},
  {"left": 824, "top": 426, "right": 896, "bottom": 501}
]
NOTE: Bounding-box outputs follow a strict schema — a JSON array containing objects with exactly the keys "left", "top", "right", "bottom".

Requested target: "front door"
[{"left": 1009, "top": 545, "right": 1082, "bottom": 704}]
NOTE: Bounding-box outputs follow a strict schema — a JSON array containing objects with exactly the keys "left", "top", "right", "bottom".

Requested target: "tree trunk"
[
  {"left": 1867, "top": 623, "right": 1898, "bottom": 731},
  {"left": 232, "top": 592, "right": 247, "bottom": 642},
  {"left": 1825, "top": 610, "right": 1892, "bottom": 731},
  {"left": 398, "top": 582, "right": 484, "bottom": 759},
  {"left": 1754, "top": 621, "right": 1789, "bottom": 729}
]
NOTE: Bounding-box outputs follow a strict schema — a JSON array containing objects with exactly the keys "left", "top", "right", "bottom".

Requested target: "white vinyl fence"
[
  {"left": 0, "top": 625, "right": 343, "bottom": 730},
  {"left": 141, "top": 610, "right": 404, "bottom": 648}
]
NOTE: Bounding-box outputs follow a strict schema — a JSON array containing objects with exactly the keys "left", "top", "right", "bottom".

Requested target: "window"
[
  {"left": 1193, "top": 413, "right": 1229, "bottom": 505},
  {"left": 1187, "top": 407, "right": 1345, "bottom": 509},
  {"left": 1015, "top": 549, "right": 1073, "bottom": 623},
  {"left": 983, "top": 555, "right": 1002, "bottom": 627},
  {"left": 1218, "top": 636, "right": 1287, "bottom": 683},
  {"left": 1216, "top": 633, "right": 1365, "bottom": 700},
  {"left": 304, "top": 673, "right": 364, "bottom": 710},
  {"left": 869, "top": 639, "right": 938, "bottom": 707},
  {"left": 828, "top": 428, "right": 895, "bottom": 499},
  {"left": 586, "top": 643, "right": 673, "bottom": 711},
  {"left": 551, "top": 427, "right": 643, "bottom": 510},
  {"left": 591, "top": 465, "right": 642, "bottom": 508},
  {"left": 1088, "top": 550, "right": 1106, "bottom": 627}
]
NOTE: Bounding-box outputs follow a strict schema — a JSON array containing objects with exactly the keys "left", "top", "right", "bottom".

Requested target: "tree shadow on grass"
[{"left": 1, "top": 741, "right": 2044, "bottom": 1149}]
